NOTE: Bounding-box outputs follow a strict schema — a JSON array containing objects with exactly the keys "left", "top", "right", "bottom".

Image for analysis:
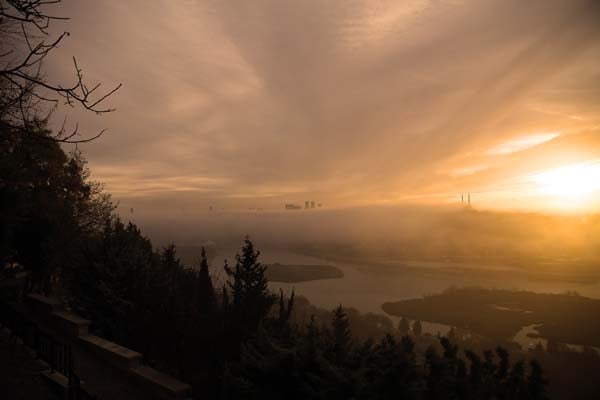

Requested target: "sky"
[{"left": 46, "top": 0, "right": 600, "bottom": 214}]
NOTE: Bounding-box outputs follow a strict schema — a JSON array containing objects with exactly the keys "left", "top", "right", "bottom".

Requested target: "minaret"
[
  {"left": 461, "top": 193, "right": 464, "bottom": 205},
  {"left": 468, "top": 192, "right": 471, "bottom": 206}
]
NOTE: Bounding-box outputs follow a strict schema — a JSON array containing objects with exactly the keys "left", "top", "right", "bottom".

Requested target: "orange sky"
[{"left": 48, "top": 0, "right": 600, "bottom": 214}]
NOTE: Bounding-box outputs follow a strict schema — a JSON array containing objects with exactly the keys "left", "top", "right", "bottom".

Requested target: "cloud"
[
  {"left": 486, "top": 133, "right": 561, "bottom": 155},
  {"left": 47, "top": 0, "right": 600, "bottom": 211}
]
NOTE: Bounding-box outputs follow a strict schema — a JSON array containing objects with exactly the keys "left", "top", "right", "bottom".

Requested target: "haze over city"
[{"left": 46, "top": 0, "right": 600, "bottom": 214}]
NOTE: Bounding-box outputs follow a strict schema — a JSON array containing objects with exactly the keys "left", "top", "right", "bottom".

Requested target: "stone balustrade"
[{"left": 18, "top": 293, "right": 192, "bottom": 400}]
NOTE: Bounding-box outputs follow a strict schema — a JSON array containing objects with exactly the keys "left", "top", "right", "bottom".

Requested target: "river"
[{"left": 209, "top": 247, "right": 600, "bottom": 339}]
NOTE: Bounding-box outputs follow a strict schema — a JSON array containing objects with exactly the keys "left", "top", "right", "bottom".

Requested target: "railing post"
[
  {"left": 49, "top": 336, "right": 55, "bottom": 373},
  {"left": 34, "top": 325, "right": 40, "bottom": 359},
  {"left": 67, "top": 345, "right": 76, "bottom": 400}
]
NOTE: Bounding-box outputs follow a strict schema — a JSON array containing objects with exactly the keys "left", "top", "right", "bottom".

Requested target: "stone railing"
[{"left": 4, "top": 294, "right": 192, "bottom": 400}]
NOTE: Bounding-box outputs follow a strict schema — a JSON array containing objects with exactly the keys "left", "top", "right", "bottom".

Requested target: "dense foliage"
[{"left": 0, "top": 127, "right": 112, "bottom": 293}]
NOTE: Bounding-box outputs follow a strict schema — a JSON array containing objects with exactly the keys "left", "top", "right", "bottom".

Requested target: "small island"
[
  {"left": 382, "top": 288, "right": 600, "bottom": 347},
  {"left": 266, "top": 263, "right": 344, "bottom": 283}
]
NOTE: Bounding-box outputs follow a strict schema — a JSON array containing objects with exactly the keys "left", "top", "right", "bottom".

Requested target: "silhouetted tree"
[
  {"left": 413, "top": 319, "right": 422, "bottom": 336},
  {"left": 398, "top": 316, "right": 410, "bottom": 336},
  {"left": 527, "top": 360, "right": 548, "bottom": 399},
  {"left": 496, "top": 346, "right": 510, "bottom": 381},
  {"left": 197, "top": 247, "right": 215, "bottom": 312},
  {"left": 304, "top": 315, "right": 320, "bottom": 359},
  {"left": 508, "top": 359, "right": 526, "bottom": 399},
  {"left": 74, "top": 219, "right": 158, "bottom": 344},
  {"left": 275, "top": 289, "right": 295, "bottom": 339},
  {"left": 447, "top": 326, "right": 458, "bottom": 341},
  {"left": 329, "top": 305, "right": 352, "bottom": 364},
  {"left": 0, "top": 130, "right": 113, "bottom": 292},
  {"left": 0, "top": 0, "right": 120, "bottom": 142},
  {"left": 466, "top": 350, "right": 483, "bottom": 395},
  {"left": 224, "top": 237, "right": 275, "bottom": 336}
]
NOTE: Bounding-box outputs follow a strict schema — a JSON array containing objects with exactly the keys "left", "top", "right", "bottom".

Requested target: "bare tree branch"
[{"left": 0, "top": 0, "right": 120, "bottom": 143}]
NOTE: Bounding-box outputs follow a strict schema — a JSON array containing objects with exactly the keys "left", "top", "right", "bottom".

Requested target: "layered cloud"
[{"left": 47, "top": 0, "right": 600, "bottom": 212}]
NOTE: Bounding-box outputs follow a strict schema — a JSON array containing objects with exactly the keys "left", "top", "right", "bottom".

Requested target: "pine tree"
[
  {"left": 277, "top": 289, "right": 295, "bottom": 326},
  {"left": 161, "top": 243, "right": 181, "bottom": 270},
  {"left": 466, "top": 350, "right": 483, "bottom": 388},
  {"left": 221, "top": 285, "right": 230, "bottom": 315},
  {"left": 224, "top": 259, "right": 243, "bottom": 308},
  {"left": 305, "top": 315, "right": 320, "bottom": 359},
  {"left": 527, "top": 360, "right": 548, "bottom": 399},
  {"left": 397, "top": 317, "right": 410, "bottom": 336},
  {"left": 447, "top": 326, "right": 458, "bottom": 341},
  {"left": 440, "top": 337, "right": 458, "bottom": 360},
  {"left": 412, "top": 319, "right": 422, "bottom": 337},
  {"left": 424, "top": 346, "right": 444, "bottom": 398},
  {"left": 508, "top": 359, "right": 526, "bottom": 398},
  {"left": 495, "top": 346, "right": 510, "bottom": 381},
  {"left": 197, "top": 247, "right": 215, "bottom": 312},
  {"left": 330, "top": 305, "right": 352, "bottom": 363},
  {"left": 224, "top": 237, "right": 275, "bottom": 333},
  {"left": 160, "top": 243, "right": 181, "bottom": 303}
]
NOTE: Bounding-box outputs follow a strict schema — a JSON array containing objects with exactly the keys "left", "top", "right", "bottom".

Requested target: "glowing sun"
[{"left": 531, "top": 162, "right": 600, "bottom": 209}]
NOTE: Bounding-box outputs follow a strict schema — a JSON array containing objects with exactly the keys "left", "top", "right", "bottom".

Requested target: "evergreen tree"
[
  {"left": 495, "top": 346, "right": 510, "bottom": 381},
  {"left": 161, "top": 243, "right": 181, "bottom": 270},
  {"left": 224, "top": 237, "right": 275, "bottom": 334},
  {"left": 424, "top": 345, "right": 445, "bottom": 399},
  {"left": 466, "top": 351, "right": 483, "bottom": 388},
  {"left": 160, "top": 243, "right": 181, "bottom": 301},
  {"left": 197, "top": 247, "right": 215, "bottom": 312},
  {"left": 305, "top": 315, "right": 320, "bottom": 359},
  {"left": 221, "top": 284, "right": 230, "bottom": 312},
  {"left": 276, "top": 289, "right": 295, "bottom": 330},
  {"left": 440, "top": 337, "right": 458, "bottom": 360},
  {"left": 412, "top": 319, "right": 422, "bottom": 337},
  {"left": 397, "top": 316, "right": 410, "bottom": 336},
  {"left": 447, "top": 326, "right": 458, "bottom": 342},
  {"left": 527, "top": 360, "right": 548, "bottom": 399},
  {"left": 160, "top": 243, "right": 184, "bottom": 312},
  {"left": 329, "top": 305, "right": 352, "bottom": 364},
  {"left": 508, "top": 359, "right": 526, "bottom": 398}
]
